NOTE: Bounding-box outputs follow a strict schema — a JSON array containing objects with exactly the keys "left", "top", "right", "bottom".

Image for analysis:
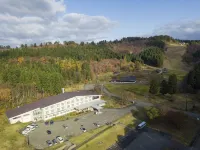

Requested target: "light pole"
[{"left": 185, "top": 94, "right": 188, "bottom": 111}]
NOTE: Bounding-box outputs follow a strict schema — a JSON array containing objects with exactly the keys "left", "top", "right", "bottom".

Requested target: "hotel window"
[
  {"left": 67, "top": 105, "right": 70, "bottom": 108},
  {"left": 61, "top": 103, "right": 64, "bottom": 105},
  {"left": 46, "top": 111, "right": 49, "bottom": 114},
  {"left": 93, "top": 96, "right": 99, "bottom": 100},
  {"left": 62, "top": 106, "right": 64, "bottom": 110},
  {"left": 57, "top": 104, "right": 60, "bottom": 107},
  {"left": 13, "top": 116, "right": 21, "bottom": 119},
  {"left": 51, "top": 109, "right": 54, "bottom": 113},
  {"left": 51, "top": 105, "right": 54, "bottom": 108},
  {"left": 45, "top": 107, "right": 48, "bottom": 110},
  {"left": 57, "top": 108, "right": 60, "bottom": 111}
]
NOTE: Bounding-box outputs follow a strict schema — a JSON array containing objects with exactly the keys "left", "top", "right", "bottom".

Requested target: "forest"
[{"left": 0, "top": 35, "right": 169, "bottom": 111}]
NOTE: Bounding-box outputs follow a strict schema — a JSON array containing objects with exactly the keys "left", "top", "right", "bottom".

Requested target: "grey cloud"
[
  {"left": 0, "top": 0, "right": 117, "bottom": 47},
  {"left": 154, "top": 20, "right": 200, "bottom": 40}
]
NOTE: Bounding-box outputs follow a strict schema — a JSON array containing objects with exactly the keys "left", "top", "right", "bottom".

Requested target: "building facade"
[{"left": 6, "top": 91, "right": 104, "bottom": 124}]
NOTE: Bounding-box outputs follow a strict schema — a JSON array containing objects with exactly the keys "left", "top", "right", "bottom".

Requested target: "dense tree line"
[
  {"left": 0, "top": 45, "right": 123, "bottom": 60},
  {"left": 146, "top": 40, "right": 166, "bottom": 49},
  {"left": 187, "top": 63, "right": 200, "bottom": 91},
  {"left": 139, "top": 47, "right": 164, "bottom": 67},
  {"left": 149, "top": 74, "right": 177, "bottom": 95}
]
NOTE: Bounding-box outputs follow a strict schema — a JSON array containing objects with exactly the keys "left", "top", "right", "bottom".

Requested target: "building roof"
[
  {"left": 120, "top": 76, "right": 136, "bottom": 82},
  {"left": 6, "top": 90, "right": 99, "bottom": 119}
]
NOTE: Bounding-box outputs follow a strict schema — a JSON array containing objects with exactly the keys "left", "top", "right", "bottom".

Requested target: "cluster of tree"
[
  {"left": 0, "top": 45, "right": 123, "bottom": 60},
  {"left": 149, "top": 74, "right": 177, "bottom": 95},
  {"left": 146, "top": 40, "right": 166, "bottom": 49},
  {"left": 139, "top": 47, "right": 164, "bottom": 67},
  {"left": 186, "top": 63, "right": 200, "bottom": 92},
  {"left": 0, "top": 45, "right": 10, "bottom": 49},
  {"left": 149, "top": 35, "right": 177, "bottom": 43},
  {"left": 145, "top": 107, "right": 160, "bottom": 120}
]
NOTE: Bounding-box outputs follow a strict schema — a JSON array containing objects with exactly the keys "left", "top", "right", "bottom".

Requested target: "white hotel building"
[{"left": 6, "top": 90, "right": 105, "bottom": 124}]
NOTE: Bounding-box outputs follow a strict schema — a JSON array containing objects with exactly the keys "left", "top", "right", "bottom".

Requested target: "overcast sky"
[{"left": 0, "top": 0, "right": 200, "bottom": 47}]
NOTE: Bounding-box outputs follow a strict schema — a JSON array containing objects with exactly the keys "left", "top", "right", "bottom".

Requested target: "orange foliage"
[
  {"left": 17, "top": 57, "right": 24, "bottom": 64},
  {"left": 90, "top": 59, "right": 120, "bottom": 74},
  {"left": 0, "top": 88, "right": 11, "bottom": 101}
]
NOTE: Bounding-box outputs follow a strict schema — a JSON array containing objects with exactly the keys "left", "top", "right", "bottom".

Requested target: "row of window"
[{"left": 44, "top": 96, "right": 100, "bottom": 112}]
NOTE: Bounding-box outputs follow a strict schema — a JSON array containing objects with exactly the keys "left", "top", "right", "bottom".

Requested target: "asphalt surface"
[
  {"left": 28, "top": 105, "right": 141, "bottom": 149},
  {"left": 124, "top": 128, "right": 189, "bottom": 150}
]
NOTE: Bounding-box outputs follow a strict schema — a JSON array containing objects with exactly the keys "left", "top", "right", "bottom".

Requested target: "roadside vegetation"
[
  {"left": 77, "top": 113, "right": 136, "bottom": 150},
  {"left": 0, "top": 114, "right": 32, "bottom": 150},
  {"left": 143, "top": 107, "right": 200, "bottom": 145}
]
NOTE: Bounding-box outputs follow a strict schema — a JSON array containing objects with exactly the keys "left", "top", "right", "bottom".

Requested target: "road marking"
[{"left": 144, "top": 132, "right": 154, "bottom": 140}]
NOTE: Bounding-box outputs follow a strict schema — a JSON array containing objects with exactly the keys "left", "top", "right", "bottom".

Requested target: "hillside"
[{"left": 163, "top": 45, "right": 191, "bottom": 71}]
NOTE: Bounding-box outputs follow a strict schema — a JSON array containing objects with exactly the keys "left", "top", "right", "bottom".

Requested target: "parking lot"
[{"left": 28, "top": 106, "right": 136, "bottom": 149}]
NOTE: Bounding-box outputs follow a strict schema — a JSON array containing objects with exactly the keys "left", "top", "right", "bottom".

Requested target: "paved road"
[
  {"left": 125, "top": 128, "right": 189, "bottom": 150},
  {"left": 28, "top": 105, "right": 142, "bottom": 149}
]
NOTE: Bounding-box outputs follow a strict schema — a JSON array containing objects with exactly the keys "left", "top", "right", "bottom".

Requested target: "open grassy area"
[
  {"left": 77, "top": 113, "right": 136, "bottom": 150},
  {"left": 105, "top": 83, "right": 149, "bottom": 97},
  {"left": 164, "top": 69, "right": 187, "bottom": 81},
  {"left": 0, "top": 114, "right": 32, "bottom": 150}
]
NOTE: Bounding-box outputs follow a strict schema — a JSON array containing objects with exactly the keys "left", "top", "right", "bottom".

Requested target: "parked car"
[
  {"left": 63, "top": 124, "right": 68, "bottom": 129},
  {"left": 46, "top": 140, "right": 53, "bottom": 146},
  {"left": 27, "top": 125, "right": 35, "bottom": 131},
  {"left": 74, "top": 118, "right": 79, "bottom": 121},
  {"left": 52, "top": 139, "right": 58, "bottom": 145},
  {"left": 47, "top": 130, "right": 51, "bottom": 134},
  {"left": 94, "top": 123, "right": 100, "bottom": 127},
  {"left": 80, "top": 127, "right": 87, "bottom": 132},
  {"left": 45, "top": 121, "right": 49, "bottom": 125},
  {"left": 106, "top": 122, "right": 111, "bottom": 125},
  {"left": 31, "top": 123, "right": 38, "bottom": 128},
  {"left": 56, "top": 136, "right": 64, "bottom": 143},
  {"left": 50, "top": 120, "right": 54, "bottom": 125}
]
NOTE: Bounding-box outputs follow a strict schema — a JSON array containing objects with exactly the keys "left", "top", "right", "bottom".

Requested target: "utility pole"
[
  {"left": 101, "top": 84, "right": 103, "bottom": 95},
  {"left": 185, "top": 94, "right": 188, "bottom": 111}
]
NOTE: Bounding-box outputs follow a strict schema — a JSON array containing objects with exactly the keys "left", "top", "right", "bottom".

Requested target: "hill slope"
[{"left": 163, "top": 45, "right": 191, "bottom": 71}]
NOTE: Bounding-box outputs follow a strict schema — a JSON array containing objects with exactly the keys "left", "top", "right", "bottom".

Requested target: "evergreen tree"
[
  {"left": 149, "top": 78, "right": 159, "bottom": 94},
  {"left": 160, "top": 80, "right": 168, "bottom": 95},
  {"left": 168, "top": 74, "right": 177, "bottom": 94}
]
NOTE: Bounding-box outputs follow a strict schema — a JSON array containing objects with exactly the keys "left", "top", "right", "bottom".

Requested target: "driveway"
[
  {"left": 28, "top": 105, "right": 139, "bottom": 149},
  {"left": 124, "top": 128, "right": 189, "bottom": 150}
]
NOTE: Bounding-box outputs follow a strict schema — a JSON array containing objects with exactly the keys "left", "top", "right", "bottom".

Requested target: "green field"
[
  {"left": 0, "top": 115, "right": 31, "bottom": 150},
  {"left": 105, "top": 83, "right": 149, "bottom": 96},
  {"left": 78, "top": 113, "right": 136, "bottom": 150}
]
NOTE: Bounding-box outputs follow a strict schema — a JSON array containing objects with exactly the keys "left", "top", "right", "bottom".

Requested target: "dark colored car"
[
  {"left": 52, "top": 139, "right": 58, "bottom": 145},
  {"left": 47, "top": 130, "right": 51, "bottom": 134},
  {"left": 46, "top": 140, "right": 53, "bottom": 146},
  {"left": 63, "top": 124, "right": 68, "bottom": 129},
  {"left": 94, "top": 123, "right": 100, "bottom": 127},
  {"left": 80, "top": 127, "right": 87, "bottom": 132},
  {"left": 50, "top": 120, "right": 54, "bottom": 125},
  {"left": 74, "top": 118, "right": 79, "bottom": 121},
  {"left": 45, "top": 121, "right": 49, "bottom": 125}
]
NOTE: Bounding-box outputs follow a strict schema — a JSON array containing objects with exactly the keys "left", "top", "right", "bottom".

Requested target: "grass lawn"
[
  {"left": 77, "top": 113, "right": 136, "bottom": 150},
  {"left": 164, "top": 69, "right": 187, "bottom": 81},
  {"left": 0, "top": 114, "right": 32, "bottom": 150},
  {"left": 105, "top": 83, "right": 149, "bottom": 97}
]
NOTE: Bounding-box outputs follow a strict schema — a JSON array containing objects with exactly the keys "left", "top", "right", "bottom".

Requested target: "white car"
[
  {"left": 26, "top": 125, "right": 35, "bottom": 131},
  {"left": 56, "top": 136, "right": 64, "bottom": 143},
  {"left": 22, "top": 128, "right": 31, "bottom": 135}
]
